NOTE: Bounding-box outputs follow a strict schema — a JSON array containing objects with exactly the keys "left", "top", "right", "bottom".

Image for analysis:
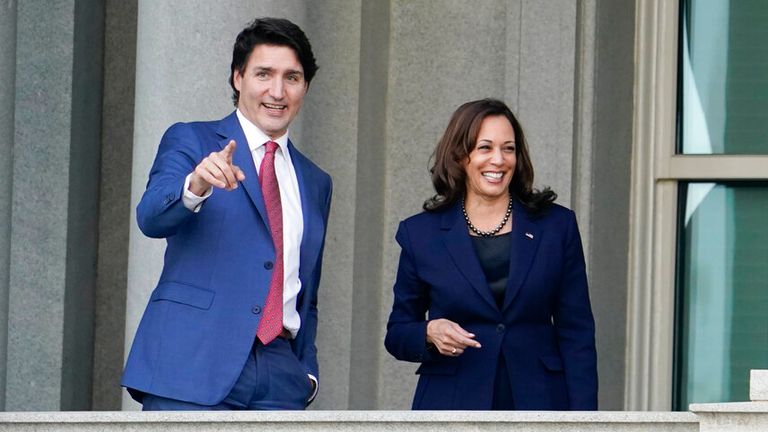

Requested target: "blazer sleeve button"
[
  {"left": 252, "top": 305, "right": 262, "bottom": 314},
  {"left": 264, "top": 261, "right": 274, "bottom": 270}
]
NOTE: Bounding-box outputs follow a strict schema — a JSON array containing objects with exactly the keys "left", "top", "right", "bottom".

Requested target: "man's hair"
[{"left": 229, "top": 17, "right": 319, "bottom": 106}]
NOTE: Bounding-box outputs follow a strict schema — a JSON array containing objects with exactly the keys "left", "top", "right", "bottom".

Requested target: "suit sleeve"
[
  {"left": 554, "top": 210, "right": 598, "bottom": 409},
  {"left": 136, "top": 123, "right": 202, "bottom": 238},
  {"left": 384, "top": 221, "right": 437, "bottom": 363}
]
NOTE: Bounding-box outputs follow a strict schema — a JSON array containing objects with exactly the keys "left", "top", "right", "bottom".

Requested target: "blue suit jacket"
[
  {"left": 121, "top": 112, "right": 332, "bottom": 405},
  {"left": 384, "top": 201, "right": 597, "bottom": 410}
]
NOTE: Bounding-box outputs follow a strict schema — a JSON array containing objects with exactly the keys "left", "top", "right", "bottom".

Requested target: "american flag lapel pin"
[{"left": 525, "top": 232, "right": 534, "bottom": 239}]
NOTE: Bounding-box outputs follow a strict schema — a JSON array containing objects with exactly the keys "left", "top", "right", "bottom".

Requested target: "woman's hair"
[{"left": 424, "top": 98, "right": 556, "bottom": 213}]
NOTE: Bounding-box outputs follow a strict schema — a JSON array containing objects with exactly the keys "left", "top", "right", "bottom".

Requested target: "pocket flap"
[
  {"left": 415, "top": 361, "right": 458, "bottom": 376},
  {"left": 150, "top": 281, "right": 215, "bottom": 310},
  {"left": 539, "top": 355, "right": 564, "bottom": 371}
]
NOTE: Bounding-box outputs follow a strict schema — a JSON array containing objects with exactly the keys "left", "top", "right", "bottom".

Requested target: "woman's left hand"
[{"left": 426, "top": 319, "right": 482, "bottom": 356}]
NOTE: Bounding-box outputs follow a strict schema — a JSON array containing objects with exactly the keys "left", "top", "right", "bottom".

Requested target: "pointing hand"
[{"left": 189, "top": 140, "right": 246, "bottom": 195}]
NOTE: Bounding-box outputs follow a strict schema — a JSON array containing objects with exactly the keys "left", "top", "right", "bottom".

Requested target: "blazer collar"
[
  {"left": 216, "top": 111, "right": 269, "bottom": 226},
  {"left": 440, "top": 203, "right": 500, "bottom": 313},
  {"left": 502, "top": 199, "right": 542, "bottom": 311},
  {"left": 439, "top": 198, "right": 543, "bottom": 313}
]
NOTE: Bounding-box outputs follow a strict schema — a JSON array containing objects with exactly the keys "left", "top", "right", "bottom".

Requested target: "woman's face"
[{"left": 464, "top": 115, "right": 516, "bottom": 202}]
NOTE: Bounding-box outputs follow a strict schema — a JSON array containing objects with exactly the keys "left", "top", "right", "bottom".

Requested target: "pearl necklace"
[{"left": 461, "top": 197, "right": 513, "bottom": 237}]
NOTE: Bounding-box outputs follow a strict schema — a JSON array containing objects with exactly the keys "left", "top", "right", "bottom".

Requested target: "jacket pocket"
[
  {"left": 415, "top": 361, "right": 458, "bottom": 376},
  {"left": 150, "top": 281, "right": 215, "bottom": 310},
  {"left": 539, "top": 355, "right": 564, "bottom": 372}
]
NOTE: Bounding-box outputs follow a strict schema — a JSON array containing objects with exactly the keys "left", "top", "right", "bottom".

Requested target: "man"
[{"left": 121, "top": 17, "right": 332, "bottom": 410}]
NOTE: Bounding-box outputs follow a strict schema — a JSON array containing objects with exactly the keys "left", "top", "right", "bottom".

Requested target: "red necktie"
[{"left": 256, "top": 141, "right": 284, "bottom": 345}]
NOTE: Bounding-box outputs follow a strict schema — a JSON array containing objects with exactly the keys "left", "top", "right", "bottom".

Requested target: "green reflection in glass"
[
  {"left": 675, "top": 182, "right": 768, "bottom": 410},
  {"left": 679, "top": 0, "right": 768, "bottom": 154}
]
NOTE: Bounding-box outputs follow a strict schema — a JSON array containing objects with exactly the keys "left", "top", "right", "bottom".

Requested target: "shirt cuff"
[
  {"left": 182, "top": 173, "right": 212, "bottom": 212},
  {"left": 307, "top": 374, "right": 319, "bottom": 403}
]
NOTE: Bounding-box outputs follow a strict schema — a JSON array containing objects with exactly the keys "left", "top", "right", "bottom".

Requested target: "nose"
[
  {"left": 490, "top": 148, "right": 504, "bottom": 164},
  {"left": 269, "top": 78, "right": 285, "bottom": 100}
]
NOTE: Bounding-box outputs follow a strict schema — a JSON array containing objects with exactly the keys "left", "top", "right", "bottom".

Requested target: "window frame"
[{"left": 627, "top": 0, "right": 768, "bottom": 411}]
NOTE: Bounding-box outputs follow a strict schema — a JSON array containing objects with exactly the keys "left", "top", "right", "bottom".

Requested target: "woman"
[{"left": 384, "top": 98, "right": 597, "bottom": 410}]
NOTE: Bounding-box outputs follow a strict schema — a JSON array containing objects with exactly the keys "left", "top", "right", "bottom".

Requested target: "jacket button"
[
  {"left": 496, "top": 324, "right": 506, "bottom": 333},
  {"left": 252, "top": 305, "right": 262, "bottom": 314},
  {"left": 264, "top": 261, "right": 273, "bottom": 270}
]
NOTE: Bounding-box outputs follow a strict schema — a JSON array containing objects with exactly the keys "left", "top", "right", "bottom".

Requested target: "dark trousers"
[{"left": 142, "top": 337, "right": 313, "bottom": 410}]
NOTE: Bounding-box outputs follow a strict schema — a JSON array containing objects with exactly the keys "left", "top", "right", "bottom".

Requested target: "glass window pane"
[
  {"left": 675, "top": 182, "right": 768, "bottom": 409},
  {"left": 678, "top": 0, "right": 768, "bottom": 154}
]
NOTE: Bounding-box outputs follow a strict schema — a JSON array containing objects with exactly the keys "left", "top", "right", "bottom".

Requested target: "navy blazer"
[
  {"left": 385, "top": 201, "right": 597, "bottom": 410},
  {"left": 121, "top": 111, "right": 332, "bottom": 405}
]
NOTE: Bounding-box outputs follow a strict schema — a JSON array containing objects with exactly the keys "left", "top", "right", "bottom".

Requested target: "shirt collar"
[{"left": 235, "top": 109, "right": 290, "bottom": 154}]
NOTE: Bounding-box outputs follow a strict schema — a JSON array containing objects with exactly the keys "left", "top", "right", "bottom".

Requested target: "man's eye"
[{"left": 256, "top": 72, "right": 269, "bottom": 79}]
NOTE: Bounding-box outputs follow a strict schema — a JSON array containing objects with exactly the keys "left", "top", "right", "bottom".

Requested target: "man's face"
[{"left": 233, "top": 44, "right": 308, "bottom": 139}]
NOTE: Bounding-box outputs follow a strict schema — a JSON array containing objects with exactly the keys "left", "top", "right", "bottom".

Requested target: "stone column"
[
  {"left": 0, "top": 0, "right": 17, "bottom": 412},
  {"left": 6, "top": 0, "right": 104, "bottom": 410},
  {"left": 91, "top": 0, "right": 138, "bottom": 411},
  {"left": 300, "top": 0, "right": 363, "bottom": 410},
  {"left": 585, "top": 0, "right": 636, "bottom": 411}
]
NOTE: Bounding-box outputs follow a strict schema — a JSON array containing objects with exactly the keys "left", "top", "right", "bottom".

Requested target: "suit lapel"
[
  {"left": 288, "top": 140, "right": 319, "bottom": 286},
  {"left": 215, "top": 112, "right": 269, "bottom": 226},
  {"left": 502, "top": 201, "right": 542, "bottom": 311},
  {"left": 441, "top": 205, "right": 499, "bottom": 312}
]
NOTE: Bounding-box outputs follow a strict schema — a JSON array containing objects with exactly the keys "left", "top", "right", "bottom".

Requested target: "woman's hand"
[{"left": 426, "top": 319, "right": 482, "bottom": 357}]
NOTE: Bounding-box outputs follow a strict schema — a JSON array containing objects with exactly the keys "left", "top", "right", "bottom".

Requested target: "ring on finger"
[{"left": 451, "top": 347, "right": 457, "bottom": 354}]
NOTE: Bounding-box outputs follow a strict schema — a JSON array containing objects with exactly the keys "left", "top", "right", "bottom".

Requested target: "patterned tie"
[{"left": 256, "top": 141, "right": 284, "bottom": 345}]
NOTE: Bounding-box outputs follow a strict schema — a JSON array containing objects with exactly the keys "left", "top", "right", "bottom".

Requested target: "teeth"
[
  {"left": 483, "top": 172, "right": 503, "bottom": 179},
  {"left": 263, "top": 103, "right": 286, "bottom": 110}
]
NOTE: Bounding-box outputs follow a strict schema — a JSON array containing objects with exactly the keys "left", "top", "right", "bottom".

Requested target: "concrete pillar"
[
  {"left": 347, "top": 0, "right": 389, "bottom": 410},
  {"left": 0, "top": 0, "right": 17, "bottom": 412},
  {"left": 91, "top": 0, "right": 138, "bottom": 411},
  {"left": 586, "top": 0, "right": 635, "bottom": 411},
  {"left": 300, "top": 0, "right": 363, "bottom": 410},
  {"left": 6, "top": 0, "right": 104, "bottom": 410}
]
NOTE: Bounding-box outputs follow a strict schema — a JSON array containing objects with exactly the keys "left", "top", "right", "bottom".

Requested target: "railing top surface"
[
  {"left": 690, "top": 401, "right": 768, "bottom": 413},
  {"left": 0, "top": 410, "right": 699, "bottom": 424}
]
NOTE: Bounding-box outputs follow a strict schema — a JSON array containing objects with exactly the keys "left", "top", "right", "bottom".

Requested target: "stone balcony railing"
[{"left": 1, "top": 370, "right": 766, "bottom": 432}]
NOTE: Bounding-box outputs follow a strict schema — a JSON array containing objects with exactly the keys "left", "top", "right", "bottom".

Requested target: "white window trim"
[{"left": 626, "top": 0, "right": 679, "bottom": 411}]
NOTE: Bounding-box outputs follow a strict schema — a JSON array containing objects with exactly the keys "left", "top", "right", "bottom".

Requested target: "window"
[
  {"left": 675, "top": 182, "right": 768, "bottom": 408},
  {"left": 627, "top": 0, "right": 768, "bottom": 411}
]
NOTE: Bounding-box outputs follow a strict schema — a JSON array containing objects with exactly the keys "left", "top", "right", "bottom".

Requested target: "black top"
[{"left": 469, "top": 232, "right": 512, "bottom": 307}]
